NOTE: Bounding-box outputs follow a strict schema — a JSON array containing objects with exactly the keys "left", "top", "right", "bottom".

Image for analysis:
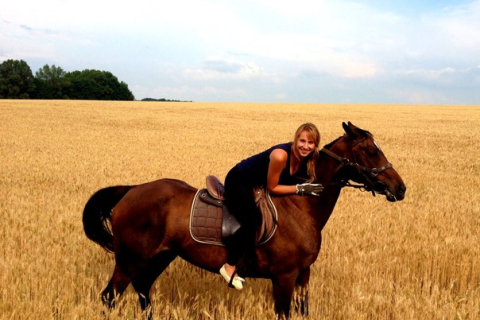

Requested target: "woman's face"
[{"left": 294, "top": 131, "right": 316, "bottom": 158}]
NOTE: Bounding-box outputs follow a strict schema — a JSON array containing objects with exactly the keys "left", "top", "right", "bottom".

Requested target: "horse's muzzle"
[{"left": 374, "top": 182, "right": 406, "bottom": 202}]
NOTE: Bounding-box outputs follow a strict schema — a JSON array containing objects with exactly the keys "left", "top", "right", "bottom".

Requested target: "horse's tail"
[{"left": 82, "top": 185, "right": 134, "bottom": 253}]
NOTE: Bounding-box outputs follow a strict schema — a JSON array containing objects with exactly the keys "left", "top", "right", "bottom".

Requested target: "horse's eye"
[{"left": 364, "top": 148, "right": 377, "bottom": 156}]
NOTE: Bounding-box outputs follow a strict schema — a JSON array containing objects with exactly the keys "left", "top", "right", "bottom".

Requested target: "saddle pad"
[
  {"left": 189, "top": 188, "right": 278, "bottom": 246},
  {"left": 189, "top": 189, "right": 224, "bottom": 246}
]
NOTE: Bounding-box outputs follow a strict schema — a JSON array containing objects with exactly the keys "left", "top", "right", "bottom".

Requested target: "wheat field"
[{"left": 1, "top": 100, "right": 479, "bottom": 320}]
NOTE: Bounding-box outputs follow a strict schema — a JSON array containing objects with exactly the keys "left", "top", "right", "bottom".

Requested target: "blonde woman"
[{"left": 220, "top": 123, "right": 323, "bottom": 290}]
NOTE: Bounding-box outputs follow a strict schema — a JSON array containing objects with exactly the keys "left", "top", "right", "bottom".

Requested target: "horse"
[{"left": 82, "top": 122, "right": 406, "bottom": 319}]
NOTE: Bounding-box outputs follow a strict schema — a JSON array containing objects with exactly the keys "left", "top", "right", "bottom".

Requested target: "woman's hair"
[{"left": 293, "top": 123, "right": 321, "bottom": 182}]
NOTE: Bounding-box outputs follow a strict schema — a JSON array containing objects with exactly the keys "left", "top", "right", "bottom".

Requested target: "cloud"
[
  {"left": 404, "top": 67, "right": 456, "bottom": 83},
  {"left": 184, "top": 58, "right": 271, "bottom": 81},
  {"left": 19, "top": 24, "right": 33, "bottom": 31},
  {"left": 400, "top": 66, "right": 480, "bottom": 87},
  {"left": 396, "top": 1, "right": 480, "bottom": 68}
]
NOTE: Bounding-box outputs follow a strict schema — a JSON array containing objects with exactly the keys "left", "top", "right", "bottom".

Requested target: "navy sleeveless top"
[{"left": 235, "top": 142, "right": 309, "bottom": 187}]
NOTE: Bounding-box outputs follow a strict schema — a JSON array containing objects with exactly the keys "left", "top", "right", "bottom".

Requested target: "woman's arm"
[{"left": 266, "top": 149, "right": 297, "bottom": 195}]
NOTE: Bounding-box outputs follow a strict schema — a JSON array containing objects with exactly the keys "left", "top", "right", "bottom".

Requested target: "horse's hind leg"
[
  {"left": 101, "top": 264, "right": 134, "bottom": 309},
  {"left": 132, "top": 250, "right": 178, "bottom": 319},
  {"left": 294, "top": 268, "right": 310, "bottom": 316}
]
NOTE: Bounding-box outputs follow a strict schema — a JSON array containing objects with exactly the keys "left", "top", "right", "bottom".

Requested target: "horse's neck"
[
  {"left": 317, "top": 139, "right": 350, "bottom": 183},
  {"left": 278, "top": 141, "right": 349, "bottom": 235},
  {"left": 306, "top": 142, "right": 349, "bottom": 231}
]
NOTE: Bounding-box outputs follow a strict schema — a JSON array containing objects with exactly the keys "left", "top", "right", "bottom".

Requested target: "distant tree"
[
  {"left": 0, "top": 59, "right": 36, "bottom": 98},
  {"left": 0, "top": 60, "right": 134, "bottom": 100},
  {"left": 141, "top": 97, "right": 191, "bottom": 102},
  {"left": 35, "top": 64, "right": 69, "bottom": 99},
  {"left": 65, "top": 69, "right": 134, "bottom": 100}
]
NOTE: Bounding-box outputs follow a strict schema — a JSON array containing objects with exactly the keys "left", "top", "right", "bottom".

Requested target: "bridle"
[{"left": 320, "top": 136, "right": 394, "bottom": 196}]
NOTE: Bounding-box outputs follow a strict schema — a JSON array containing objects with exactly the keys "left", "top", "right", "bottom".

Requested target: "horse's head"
[{"left": 322, "top": 122, "right": 406, "bottom": 202}]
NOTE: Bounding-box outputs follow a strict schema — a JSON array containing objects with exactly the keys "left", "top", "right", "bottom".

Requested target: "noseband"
[{"left": 320, "top": 138, "right": 393, "bottom": 194}]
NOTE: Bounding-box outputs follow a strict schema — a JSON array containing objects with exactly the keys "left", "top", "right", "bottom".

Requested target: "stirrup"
[{"left": 219, "top": 265, "right": 244, "bottom": 290}]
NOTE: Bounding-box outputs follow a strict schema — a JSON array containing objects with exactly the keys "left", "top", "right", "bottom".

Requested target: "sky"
[{"left": 1, "top": 0, "right": 480, "bottom": 104}]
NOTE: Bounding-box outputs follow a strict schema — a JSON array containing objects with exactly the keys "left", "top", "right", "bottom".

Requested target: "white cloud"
[
  {"left": 184, "top": 58, "right": 270, "bottom": 81},
  {"left": 400, "top": 66, "right": 480, "bottom": 88},
  {"left": 254, "top": 0, "right": 328, "bottom": 18},
  {"left": 405, "top": 67, "right": 456, "bottom": 78},
  {"left": 402, "top": 1, "right": 480, "bottom": 67}
]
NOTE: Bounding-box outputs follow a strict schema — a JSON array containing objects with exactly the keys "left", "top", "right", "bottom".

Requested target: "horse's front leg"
[
  {"left": 294, "top": 267, "right": 310, "bottom": 316},
  {"left": 272, "top": 273, "right": 297, "bottom": 319}
]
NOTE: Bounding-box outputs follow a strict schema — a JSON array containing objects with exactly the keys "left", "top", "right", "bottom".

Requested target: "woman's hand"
[{"left": 295, "top": 183, "right": 324, "bottom": 196}]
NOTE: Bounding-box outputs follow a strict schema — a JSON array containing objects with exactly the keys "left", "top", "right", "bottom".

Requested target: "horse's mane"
[
  {"left": 358, "top": 128, "right": 373, "bottom": 138},
  {"left": 323, "top": 136, "right": 343, "bottom": 150},
  {"left": 322, "top": 128, "right": 373, "bottom": 150}
]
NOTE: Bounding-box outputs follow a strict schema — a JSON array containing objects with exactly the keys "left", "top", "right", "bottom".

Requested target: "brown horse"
[{"left": 83, "top": 122, "right": 406, "bottom": 319}]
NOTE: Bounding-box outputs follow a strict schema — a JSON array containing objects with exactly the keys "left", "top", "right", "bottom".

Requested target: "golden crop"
[{"left": 1, "top": 100, "right": 479, "bottom": 319}]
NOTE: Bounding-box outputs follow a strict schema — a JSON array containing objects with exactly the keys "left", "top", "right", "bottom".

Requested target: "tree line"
[{"left": 0, "top": 59, "right": 135, "bottom": 100}]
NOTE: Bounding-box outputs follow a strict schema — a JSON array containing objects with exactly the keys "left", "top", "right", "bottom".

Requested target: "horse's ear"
[
  {"left": 343, "top": 121, "right": 357, "bottom": 138},
  {"left": 343, "top": 122, "right": 371, "bottom": 139}
]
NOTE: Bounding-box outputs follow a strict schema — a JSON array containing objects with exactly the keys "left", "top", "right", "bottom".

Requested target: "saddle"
[{"left": 189, "top": 175, "right": 278, "bottom": 246}]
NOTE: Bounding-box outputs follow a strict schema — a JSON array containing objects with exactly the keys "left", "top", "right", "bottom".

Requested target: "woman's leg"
[{"left": 223, "top": 167, "right": 260, "bottom": 269}]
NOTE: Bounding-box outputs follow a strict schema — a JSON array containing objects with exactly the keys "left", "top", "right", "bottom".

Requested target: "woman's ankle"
[{"left": 224, "top": 263, "right": 236, "bottom": 276}]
